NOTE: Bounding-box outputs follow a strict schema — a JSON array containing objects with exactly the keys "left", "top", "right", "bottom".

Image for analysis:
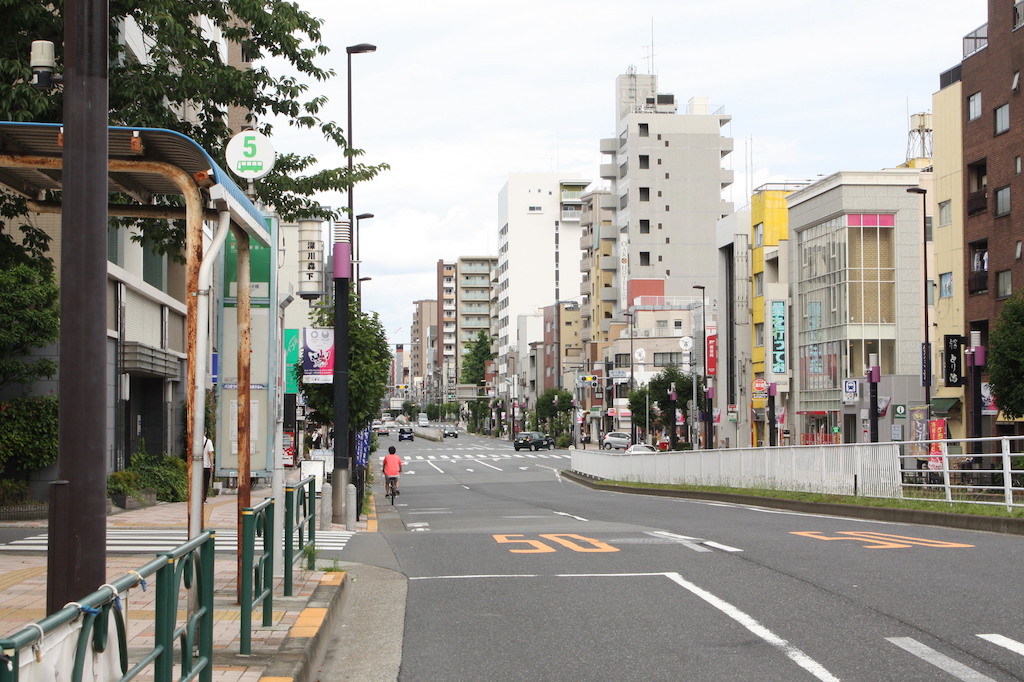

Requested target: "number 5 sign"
[{"left": 225, "top": 131, "right": 276, "bottom": 180}]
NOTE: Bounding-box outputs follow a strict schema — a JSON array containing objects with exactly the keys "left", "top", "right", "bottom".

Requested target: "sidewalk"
[{"left": 0, "top": 489, "right": 371, "bottom": 681}]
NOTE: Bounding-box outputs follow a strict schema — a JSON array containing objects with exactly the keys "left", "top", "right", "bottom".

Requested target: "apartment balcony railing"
[
  {"left": 969, "top": 269, "right": 988, "bottom": 294},
  {"left": 967, "top": 189, "right": 988, "bottom": 216},
  {"left": 964, "top": 23, "right": 988, "bottom": 58}
]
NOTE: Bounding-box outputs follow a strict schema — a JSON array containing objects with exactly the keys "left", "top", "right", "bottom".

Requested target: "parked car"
[
  {"left": 624, "top": 444, "right": 658, "bottom": 454},
  {"left": 602, "top": 431, "right": 632, "bottom": 450},
  {"left": 443, "top": 425, "right": 459, "bottom": 438},
  {"left": 398, "top": 426, "right": 414, "bottom": 442},
  {"left": 514, "top": 431, "right": 554, "bottom": 451}
]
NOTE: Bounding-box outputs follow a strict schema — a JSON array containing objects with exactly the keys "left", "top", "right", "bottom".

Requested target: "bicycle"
[{"left": 385, "top": 476, "right": 399, "bottom": 505}]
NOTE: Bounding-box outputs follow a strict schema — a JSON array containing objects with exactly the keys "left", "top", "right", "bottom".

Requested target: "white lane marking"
[
  {"left": 461, "top": 484, "right": 470, "bottom": 489},
  {"left": 407, "top": 511, "right": 452, "bottom": 515},
  {"left": 647, "top": 531, "right": 710, "bottom": 553},
  {"left": 702, "top": 541, "right": 744, "bottom": 553},
  {"left": 519, "top": 466, "right": 531, "bottom": 470},
  {"left": 666, "top": 572, "right": 839, "bottom": 681},
  {"left": 978, "top": 633, "right": 1024, "bottom": 656},
  {"left": 410, "top": 574, "right": 540, "bottom": 580},
  {"left": 553, "top": 511, "right": 588, "bottom": 522},
  {"left": 427, "top": 461, "right": 444, "bottom": 473},
  {"left": 887, "top": 637, "right": 996, "bottom": 681},
  {"left": 466, "top": 468, "right": 475, "bottom": 472},
  {"left": 472, "top": 459, "right": 504, "bottom": 471}
]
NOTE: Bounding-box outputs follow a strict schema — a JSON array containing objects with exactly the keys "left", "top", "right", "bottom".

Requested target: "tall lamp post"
[
  {"left": 334, "top": 42, "right": 375, "bottom": 524},
  {"left": 625, "top": 310, "right": 635, "bottom": 444},
  {"left": 693, "top": 285, "right": 708, "bottom": 449},
  {"left": 907, "top": 187, "right": 931, "bottom": 420}
]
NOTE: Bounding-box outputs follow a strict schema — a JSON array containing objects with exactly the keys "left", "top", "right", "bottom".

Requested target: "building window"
[
  {"left": 638, "top": 123, "right": 649, "bottom": 137},
  {"left": 969, "top": 241, "right": 988, "bottom": 294},
  {"left": 996, "top": 104, "right": 1010, "bottom": 134},
  {"left": 639, "top": 251, "right": 651, "bottom": 266},
  {"left": 1018, "top": 156, "right": 1022, "bottom": 174},
  {"left": 938, "top": 200, "right": 952, "bottom": 226},
  {"left": 653, "top": 352, "right": 683, "bottom": 367},
  {"left": 674, "top": 319, "right": 683, "bottom": 329},
  {"left": 639, "top": 155, "right": 649, "bottom": 169},
  {"left": 997, "top": 270, "right": 1013, "bottom": 299},
  {"left": 528, "top": 206, "right": 542, "bottom": 213},
  {"left": 754, "top": 323, "right": 764, "bottom": 347},
  {"left": 656, "top": 319, "right": 668, "bottom": 329},
  {"left": 614, "top": 353, "right": 630, "bottom": 368},
  {"left": 639, "top": 187, "right": 650, "bottom": 202},
  {"left": 996, "top": 186, "right": 1011, "bottom": 216},
  {"left": 753, "top": 271, "right": 764, "bottom": 297},
  {"left": 968, "top": 92, "right": 982, "bottom": 120},
  {"left": 639, "top": 219, "right": 650, "bottom": 234},
  {"left": 753, "top": 222, "right": 764, "bottom": 247},
  {"left": 940, "top": 272, "right": 954, "bottom": 298}
]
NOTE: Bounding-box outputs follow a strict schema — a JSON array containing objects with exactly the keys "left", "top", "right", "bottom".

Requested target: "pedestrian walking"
[{"left": 203, "top": 435, "right": 214, "bottom": 500}]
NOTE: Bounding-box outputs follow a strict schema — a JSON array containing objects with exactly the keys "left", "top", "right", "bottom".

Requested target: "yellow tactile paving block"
[
  {"left": 0, "top": 566, "right": 46, "bottom": 591},
  {"left": 320, "top": 572, "right": 344, "bottom": 586},
  {"left": 288, "top": 607, "right": 327, "bottom": 638},
  {"left": 259, "top": 677, "right": 294, "bottom": 682}
]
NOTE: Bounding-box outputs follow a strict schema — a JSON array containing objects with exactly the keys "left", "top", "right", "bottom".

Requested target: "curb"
[
  {"left": 258, "top": 571, "right": 348, "bottom": 682},
  {"left": 561, "top": 470, "right": 1024, "bottom": 536}
]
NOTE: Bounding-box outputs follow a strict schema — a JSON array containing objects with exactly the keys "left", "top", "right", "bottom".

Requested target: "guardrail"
[
  {"left": 571, "top": 436, "right": 1024, "bottom": 510},
  {"left": 283, "top": 476, "right": 316, "bottom": 596},
  {"left": 240, "top": 497, "right": 274, "bottom": 655},
  {"left": 0, "top": 530, "right": 215, "bottom": 682}
]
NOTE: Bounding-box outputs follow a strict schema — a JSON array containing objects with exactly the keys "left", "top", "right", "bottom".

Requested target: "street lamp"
[
  {"left": 907, "top": 186, "right": 930, "bottom": 419},
  {"left": 625, "top": 310, "right": 635, "bottom": 444},
  {"left": 693, "top": 285, "right": 708, "bottom": 449},
  {"left": 355, "top": 212, "right": 374, "bottom": 299},
  {"left": 334, "top": 42, "right": 375, "bottom": 523}
]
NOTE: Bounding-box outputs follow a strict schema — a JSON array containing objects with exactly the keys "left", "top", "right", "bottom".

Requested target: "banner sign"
[
  {"left": 302, "top": 328, "right": 334, "bottom": 384},
  {"left": 944, "top": 335, "right": 964, "bottom": 387},
  {"left": 707, "top": 335, "right": 718, "bottom": 376},
  {"left": 770, "top": 300, "right": 787, "bottom": 374}
]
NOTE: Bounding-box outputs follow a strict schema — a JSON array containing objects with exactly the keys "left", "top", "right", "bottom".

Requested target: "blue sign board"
[{"left": 770, "top": 300, "right": 787, "bottom": 374}]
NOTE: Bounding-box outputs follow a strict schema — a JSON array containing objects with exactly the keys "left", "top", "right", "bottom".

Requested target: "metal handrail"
[
  {"left": 240, "top": 497, "right": 274, "bottom": 655},
  {"left": 283, "top": 476, "right": 317, "bottom": 596},
  {"left": 0, "top": 530, "right": 215, "bottom": 682}
]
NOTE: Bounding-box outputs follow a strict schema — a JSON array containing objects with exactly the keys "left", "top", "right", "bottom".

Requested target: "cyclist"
[{"left": 382, "top": 445, "right": 403, "bottom": 496}]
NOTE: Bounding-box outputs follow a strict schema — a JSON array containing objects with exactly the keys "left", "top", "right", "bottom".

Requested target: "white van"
[{"left": 417, "top": 412, "right": 429, "bottom": 427}]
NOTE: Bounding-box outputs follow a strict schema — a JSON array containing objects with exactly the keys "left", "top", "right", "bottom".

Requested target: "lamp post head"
[
  {"left": 907, "top": 187, "right": 927, "bottom": 195},
  {"left": 356, "top": 212, "right": 374, "bottom": 220},
  {"left": 693, "top": 284, "right": 705, "bottom": 291},
  {"left": 347, "top": 43, "right": 377, "bottom": 54}
]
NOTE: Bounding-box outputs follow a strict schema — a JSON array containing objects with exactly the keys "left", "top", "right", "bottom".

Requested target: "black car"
[
  {"left": 443, "top": 425, "right": 458, "bottom": 438},
  {"left": 398, "top": 426, "right": 414, "bottom": 441},
  {"left": 514, "top": 431, "right": 553, "bottom": 451}
]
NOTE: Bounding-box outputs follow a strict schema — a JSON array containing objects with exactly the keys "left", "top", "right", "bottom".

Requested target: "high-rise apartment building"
[
  {"left": 958, "top": 0, "right": 1024, "bottom": 439},
  {"left": 495, "top": 173, "right": 589, "bottom": 377},
  {"left": 436, "top": 260, "right": 457, "bottom": 389},
  {"left": 411, "top": 298, "right": 437, "bottom": 390},
  {"left": 455, "top": 256, "right": 498, "bottom": 375},
  {"left": 596, "top": 71, "right": 734, "bottom": 314}
]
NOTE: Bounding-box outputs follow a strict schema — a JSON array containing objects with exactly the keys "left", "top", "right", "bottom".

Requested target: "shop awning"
[{"left": 930, "top": 397, "right": 961, "bottom": 417}]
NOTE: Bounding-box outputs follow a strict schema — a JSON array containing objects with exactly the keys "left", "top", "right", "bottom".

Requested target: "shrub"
[
  {"left": 107, "top": 470, "right": 143, "bottom": 499},
  {"left": 0, "top": 396, "right": 58, "bottom": 475},
  {"left": 0, "top": 479, "right": 30, "bottom": 505},
  {"left": 123, "top": 442, "right": 188, "bottom": 502}
]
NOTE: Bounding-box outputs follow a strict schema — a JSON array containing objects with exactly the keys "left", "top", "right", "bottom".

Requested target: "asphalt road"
[{"left": 323, "top": 431, "right": 1024, "bottom": 681}]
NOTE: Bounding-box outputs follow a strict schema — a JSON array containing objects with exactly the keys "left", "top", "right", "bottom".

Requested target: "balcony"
[
  {"left": 599, "top": 255, "right": 618, "bottom": 272},
  {"left": 579, "top": 255, "right": 593, "bottom": 272},
  {"left": 600, "top": 286, "right": 619, "bottom": 302},
  {"left": 561, "top": 208, "right": 582, "bottom": 222},
  {"left": 599, "top": 222, "right": 619, "bottom": 240},
  {"left": 600, "top": 163, "right": 617, "bottom": 179},
  {"left": 967, "top": 190, "right": 988, "bottom": 216},
  {"left": 600, "top": 138, "right": 618, "bottom": 154},
  {"left": 969, "top": 269, "right": 988, "bottom": 294}
]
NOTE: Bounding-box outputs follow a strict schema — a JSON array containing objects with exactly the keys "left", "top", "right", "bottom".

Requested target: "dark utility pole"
[
  {"left": 867, "top": 354, "right": 880, "bottom": 443},
  {"left": 48, "top": 0, "right": 109, "bottom": 614}
]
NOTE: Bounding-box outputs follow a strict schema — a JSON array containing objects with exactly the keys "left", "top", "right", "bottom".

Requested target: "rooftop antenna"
[{"left": 906, "top": 112, "right": 933, "bottom": 162}]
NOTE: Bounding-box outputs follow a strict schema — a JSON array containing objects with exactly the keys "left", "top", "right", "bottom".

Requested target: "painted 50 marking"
[{"left": 493, "top": 534, "right": 620, "bottom": 553}]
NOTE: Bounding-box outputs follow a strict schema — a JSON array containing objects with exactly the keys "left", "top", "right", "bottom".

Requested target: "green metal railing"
[
  {"left": 239, "top": 497, "right": 274, "bottom": 655},
  {"left": 283, "top": 475, "right": 316, "bottom": 596},
  {"left": 0, "top": 530, "right": 215, "bottom": 682}
]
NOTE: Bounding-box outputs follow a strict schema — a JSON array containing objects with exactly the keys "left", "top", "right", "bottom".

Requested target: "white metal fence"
[{"left": 571, "top": 436, "right": 1024, "bottom": 509}]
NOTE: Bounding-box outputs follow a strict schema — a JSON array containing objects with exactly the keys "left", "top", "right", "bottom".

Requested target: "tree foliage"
[
  {"left": 0, "top": 262, "right": 59, "bottom": 393},
  {"left": 293, "top": 290, "right": 392, "bottom": 429},
  {"left": 0, "top": 0, "right": 388, "bottom": 261},
  {"left": 645, "top": 366, "right": 703, "bottom": 448},
  {"left": 988, "top": 292, "right": 1024, "bottom": 419},
  {"left": 0, "top": 395, "right": 59, "bottom": 475},
  {"left": 460, "top": 331, "right": 494, "bottom": 386}
]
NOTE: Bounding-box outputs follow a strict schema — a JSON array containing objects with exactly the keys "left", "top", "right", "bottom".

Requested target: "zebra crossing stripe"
[
  {"left": 886, "top": 637, "right": 996, "bottom": 681},
  {"left": 0, "top": 529, "right": 354, "bottom": 554},
  {"left": 977, "top": 633, "right": 1024, "bottom": 656}
]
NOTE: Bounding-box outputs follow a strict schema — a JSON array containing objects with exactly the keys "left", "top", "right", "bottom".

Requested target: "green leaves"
[
  {"left": 0, "top": 262, "right": 59, "bottom": 392},
  {"left": 988, "top": 292, "right": 1024, "bottom": 419},
  {"left": 461, "top": 331, "right": 494, "bottom": 386}
]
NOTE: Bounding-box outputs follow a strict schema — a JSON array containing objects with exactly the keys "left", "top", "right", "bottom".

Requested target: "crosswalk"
[
  {"left": 886, "top": 634, "right": 1024, "bottom": 680},
  {"left": 399, "top": 452, "right": 572, "bottom": 461},
  {"left": 0, "top": 528, "right": 354, "bottom": 554}
]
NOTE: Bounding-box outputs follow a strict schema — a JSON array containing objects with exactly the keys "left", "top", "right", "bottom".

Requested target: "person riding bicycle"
[{"left": 382, "top": 445, "right": 403, "bottom": 496}]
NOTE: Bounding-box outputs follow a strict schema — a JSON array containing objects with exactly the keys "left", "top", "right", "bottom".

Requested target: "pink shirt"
[{"left": 382, "top": 453, "right": 403, "bottom": 476}]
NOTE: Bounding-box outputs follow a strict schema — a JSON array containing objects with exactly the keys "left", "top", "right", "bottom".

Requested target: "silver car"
[{"left": 602, "top": 431, "right": 631, "bottom": 450}]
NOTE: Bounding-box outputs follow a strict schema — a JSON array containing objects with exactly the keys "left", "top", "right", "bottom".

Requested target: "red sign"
[
  {"left": 752, "top": 378, "right": 769, "bottom": 393},
  {"left": 707, "top": 335, "right": 718, "bottom": 376}
]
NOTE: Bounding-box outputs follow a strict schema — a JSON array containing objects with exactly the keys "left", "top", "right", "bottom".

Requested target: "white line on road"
[
  {"left": 471, "top": 459, "right": 504, "bottom": 471},
  {"left": 665, "top": 572, "right": 839, "bottom": 681},
  {"left": 978, "top": 633, "right": 1024, "bottom": 656},
  {"left": 427, "top": 461, "right": 444, "bottom": 473},
  {"left": 647, "top": 531, "right": 710, "bottom": 552},
  {"left": 702, "top": 541, "right": 744, "bottom": 553},
  {"left": 553, "top": 511, "right": 588, "bottom": 521},
  {"left": 887, "top": 637, "right": 996, "bottom": 681}
]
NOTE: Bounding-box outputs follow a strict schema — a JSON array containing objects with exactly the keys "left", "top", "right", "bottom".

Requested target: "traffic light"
[{"left": 580, "top": 375, "right": 599, "bottom": 387}]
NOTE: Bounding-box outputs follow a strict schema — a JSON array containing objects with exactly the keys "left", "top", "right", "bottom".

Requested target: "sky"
[{"left": 266, "top": 0, "right": 989, "bottom": 348}]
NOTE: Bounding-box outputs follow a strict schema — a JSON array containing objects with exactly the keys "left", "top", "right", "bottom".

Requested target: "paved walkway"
[{"left": 0, "top": 488, "right": 371, "bottom": 681}]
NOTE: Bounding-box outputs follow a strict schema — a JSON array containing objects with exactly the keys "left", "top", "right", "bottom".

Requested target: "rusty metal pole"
[
  {"left": 47, "top": 0, "right": 108, "bottom": 614},
  {"left": 234, "top": 226, "right": 251, "bottom": 597}
]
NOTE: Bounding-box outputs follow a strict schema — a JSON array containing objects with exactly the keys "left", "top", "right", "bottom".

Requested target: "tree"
[
  {"left": 646, "top": 366, "right": 703, "bottom": 449},
  {"left": 627, "top": 385, "right": 659, "bottom": 442},
  {"left": 461, "top": 330, "right": 494, "bottom": 386},
  {"left": 293, "top": 289, "right": 391, "bottom": 430},
  {"left": 536, "top": 387, "right": 573, "bottom": 437},
  {"left": 0, "top": 0, "right": 388, "bottom": 261},
  {"left": 988, "top": 292, "right": 1024, "bottom": 418},
  {"left": 0, "top": 262, "right": 59, "bottom": 393}
]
